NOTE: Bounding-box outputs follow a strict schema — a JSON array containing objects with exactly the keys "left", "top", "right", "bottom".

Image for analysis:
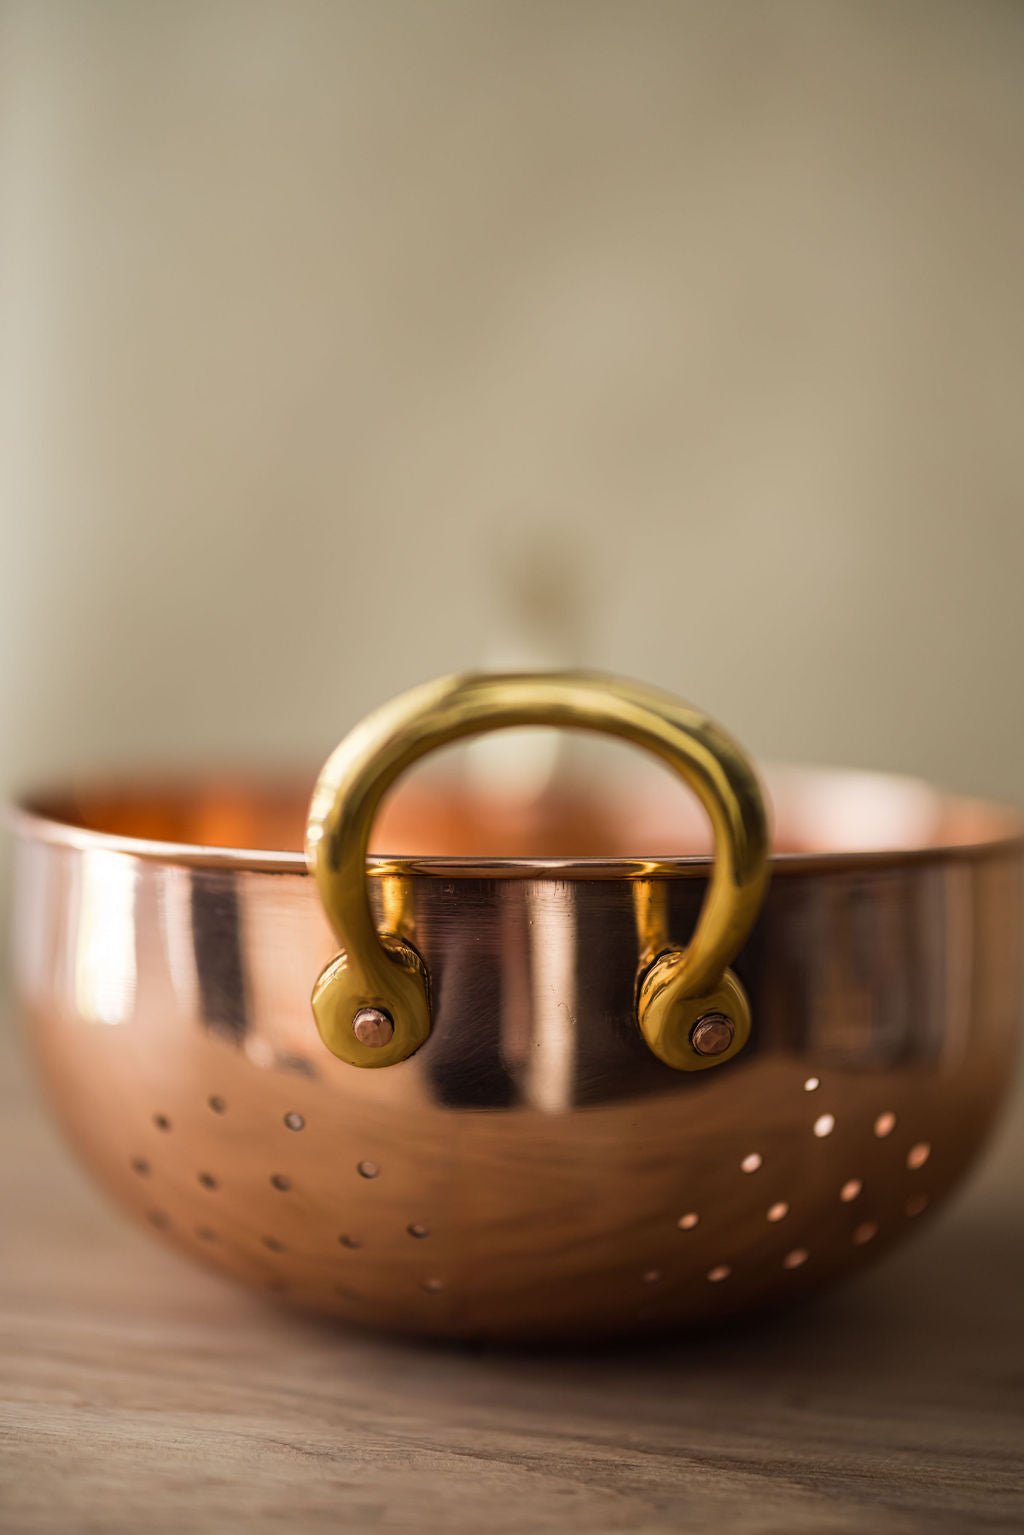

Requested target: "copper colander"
[{"left": 12, "top": 672, "right": 1024, "bottom": 1341}]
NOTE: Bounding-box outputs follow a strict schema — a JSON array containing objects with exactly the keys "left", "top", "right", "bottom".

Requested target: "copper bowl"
[{"left": 11, "top": 673, "right": 1024, "bottom": 1341}]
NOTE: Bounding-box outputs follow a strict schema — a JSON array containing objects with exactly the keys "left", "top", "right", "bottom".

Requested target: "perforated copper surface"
[{"left": 12, "top": 768, "right": 1024, "bottom": 1340}]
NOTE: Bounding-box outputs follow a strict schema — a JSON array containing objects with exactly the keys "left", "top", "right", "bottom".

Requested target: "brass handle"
[{"left": 306, "top": 672, "right": 769, "bottom": 1070}]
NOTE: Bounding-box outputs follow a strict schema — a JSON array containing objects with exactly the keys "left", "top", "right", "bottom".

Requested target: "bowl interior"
[{"left": 18, "top": 750, "right": 1020, "bottom": 865}]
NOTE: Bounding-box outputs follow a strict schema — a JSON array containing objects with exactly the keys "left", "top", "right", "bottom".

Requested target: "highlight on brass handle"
[{"left": 306, "top": 671, "right": 770, "bottom": 1070}]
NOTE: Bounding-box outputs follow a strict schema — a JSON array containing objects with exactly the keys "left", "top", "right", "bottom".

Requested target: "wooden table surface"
[{"left": 2, "top": 1012, "right": 1022, "bottom": 1535}]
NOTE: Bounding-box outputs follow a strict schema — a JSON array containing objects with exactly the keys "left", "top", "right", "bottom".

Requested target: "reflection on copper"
[
  {"left": 525, "top": 882, "right": 577, "bottom": 1113},
  {"left": 377, "top": 870, "right": 415, "bottom": 946},
  {"left": 632, "top": 878, "right": 670, "bottom": 965},
  {"left": 73, "top": 850, "right": 137, "bottom": 1026},
  {"left": 162, "top": 867, "right": 199, "bottom": 1019}
]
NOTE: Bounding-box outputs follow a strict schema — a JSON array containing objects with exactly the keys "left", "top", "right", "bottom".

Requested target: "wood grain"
[{"left": 1, "top": 1013, "right": 1022, "bottom": 1535}]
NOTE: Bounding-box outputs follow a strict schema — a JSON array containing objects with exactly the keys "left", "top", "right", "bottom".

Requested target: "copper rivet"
[
  {"left": 352, "top": 1007, "right": 395, "bottom": 1048},
  {"left": 690, "top": 1012, "right": 734, "bottom": 1057}
]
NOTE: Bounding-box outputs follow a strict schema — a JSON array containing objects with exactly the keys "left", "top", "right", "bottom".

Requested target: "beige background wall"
[{"left": 2, "top": 0, "right": 1023, "bottom": 846}]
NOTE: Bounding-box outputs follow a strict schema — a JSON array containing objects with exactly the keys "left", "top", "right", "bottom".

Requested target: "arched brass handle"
[{"left": 306, "top": 672, "right": 769, "bottom": 1070}]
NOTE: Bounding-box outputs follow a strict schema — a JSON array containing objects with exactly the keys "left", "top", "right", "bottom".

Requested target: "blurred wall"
[{"left": 2, "top": 0, "right": 1023, "bottom": 848}]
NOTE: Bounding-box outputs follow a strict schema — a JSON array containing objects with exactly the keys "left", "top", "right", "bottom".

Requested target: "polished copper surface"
[{"left": 11, "top": 763, "right": 1024, "bottom": 1341}]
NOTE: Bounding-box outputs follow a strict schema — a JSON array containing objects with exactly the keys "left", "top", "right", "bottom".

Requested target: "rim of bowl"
[{"left": 8, "top": 764, "right": 1024, "bottom": 881}]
